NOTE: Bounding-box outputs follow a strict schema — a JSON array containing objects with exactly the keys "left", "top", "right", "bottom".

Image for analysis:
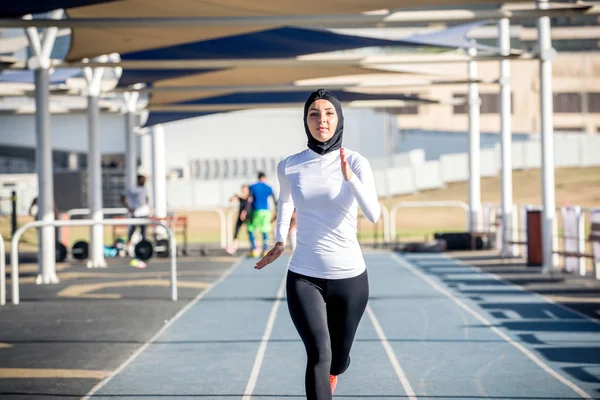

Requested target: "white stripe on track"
[
  {"left": 242, "top": 273, "right": 287, "bottom": 400},
  {"left": 391, "top": 253, "right": 593, "bottom": 399},
  {"left": 366, "top": 304, "right": 418, "bottom": 400},
  {"left": 452, "top": 257, "right": 600, "bottom": 327},
  {"left": 80, "top": 258, "right": 245, "bottom": 400}
]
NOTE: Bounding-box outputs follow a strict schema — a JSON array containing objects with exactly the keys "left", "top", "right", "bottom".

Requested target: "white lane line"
[
  {"left": 80, "top": 258, "right": 246, "bottom": 400},
  {"left": 366, "top": 304, "right": 418, "bottom": 400},
  {"left": 242, "top": 273, "right": 287, "bottom": 400},
  {"left": 390, "top": 253, "right": 593, "bottom": 399},
  {"left": 452, "top": 257, "right": 600, "bottom": 327}
]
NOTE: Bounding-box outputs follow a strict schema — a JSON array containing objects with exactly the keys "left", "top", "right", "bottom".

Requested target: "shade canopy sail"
[
  {"left": 116, "top": 26, "right": 423, "bottom": 89},
  {"left": 0, "top": 68, "right": 81, "bottom": 84},
  {"left": 59, "top": 0, "right": 521, "bottom": 61},
  {"left": 174, "top": 90, "right": 434, "bottom": 106},
  {"left": 0, "top": 0, "right": 518, "bottom": 128},
  {"left": 117, "top": 25, "right": 446, "bottom": 95},
  {"left": 115, "top": 22, "right": 492, "bottom": 106},
  {"left": 143, "top": 110, "right": 223, "bottom": 127},
  {"left": 63, "top": 0, "right": 410, "bottom": 61},
  {"left": 0, "top": 0, "right": 112, "bottom": 18},
  {"left": 142, "top": 89, "right": 437, "bottom": 126},
  {"left": 388, "top": 20, "right": 498, "bottom": 51},
  {"left": 121, "top": 26, "right": 424, "bottom": 62},
  {"left": 143, "top": 65, "right": 409, "bottom": 106},
  {"left": 118, "top": 69, "right": 220, "bottom": 88}
]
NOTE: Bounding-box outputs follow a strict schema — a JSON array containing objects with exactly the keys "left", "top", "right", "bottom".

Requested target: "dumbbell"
[
  {"left": 134, "top": 239, "right": 154, "bottom": 260},
  {"left": 55, "top": 241, "right": 67, "bottom": 262},
  {"left": 70, "top": 239, "right": 160, "bottom": 261},
  {"left": 154, "top": 239, "right": 170, "bottom": 258},
  {"left": 71, "top": 240, "right": 89, "bottom": 260},
  {"left": 134, "top": 239, "right": 170, "bottom": 260},
  {"left": 72, "top": 240, "right": 125, "bottom": 260}
]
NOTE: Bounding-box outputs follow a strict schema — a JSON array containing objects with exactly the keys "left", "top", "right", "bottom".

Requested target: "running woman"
[{"left": 255, "top": 89, "right": 380, "bottom": 399}]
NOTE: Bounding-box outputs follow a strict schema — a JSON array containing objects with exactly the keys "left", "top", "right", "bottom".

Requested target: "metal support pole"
[
  {"left": 84, "top": 63, "right": 107, "bottom": 269},
  {"left": 25, "top": 10, "right": 63, "bottom": 284},
  {"left": 67, "top": 152, "right": 79, "bottom": 170},
  {"left": 125, "top": 111, "right": 137, "bottom": 189},
  {"left": 152, "top": 125, "right": 167, "bottom": 236},
  {"left": 6, "top": 218, "right": 178, "bottom": 305},
  {"left": 124, "top": 92, "right": 139, "bottom": 189},
  {"left": 467, "top": 45, "right": 481, "bottom": 234},
  {"left": 499, "top": 18, "right": 515, "bottom": 257},
  {"left": 538, "top": 0, "right": 557, "bottom": 273},
  {"left": 34, "top": 68, "right": 58, "bottom": 283},
  {"left": 11, "top": 191, "right": 17, "bottom": 237},
  {"left": 140, "top": 131, "right": 152, "bottom": 177}
]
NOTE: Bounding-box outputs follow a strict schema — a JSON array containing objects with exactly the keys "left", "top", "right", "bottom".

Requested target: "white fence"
[
  {"left": 0, "top": 174, "right": 38, "bottom": 215},
  {"left": 1, "top": 134, "right": 599, "bottom": 212},
  {"left": 168, "top": 134, "right": 600, "bottom": 209}
]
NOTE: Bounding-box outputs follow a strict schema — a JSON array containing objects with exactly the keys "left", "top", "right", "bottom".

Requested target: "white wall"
[
  {"left": 163, "top": 134, "right": 600, "bottom": 209},
  {"left": 163, "top": 108, "right": 392, "bottom": 169},
  {"left": 0, "top": 107, "right": 394, "bottom": 169},
  {"left": 343, "top": 109, "right": 394, "bottom": 159},
  {"left": 0, "top": 113, "right": 126, "bottom": 154},
  {"left": 163, "top": 109, "right": 307, "bottom": 165},
  {"left": 396, "top": 129, "right": 533, "bottom": 161},
  {"left": 0, "top": 173, "right": 38, "bottom": 215}
]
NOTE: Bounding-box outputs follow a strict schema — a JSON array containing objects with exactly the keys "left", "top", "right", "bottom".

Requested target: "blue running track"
[{"left": 83, "top": 252, "right": 600, "bottom": 400}]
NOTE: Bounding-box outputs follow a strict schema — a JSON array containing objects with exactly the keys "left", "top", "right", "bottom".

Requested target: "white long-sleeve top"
[{"left": 276, "top": 148, "right": 380, "bottom": 279}]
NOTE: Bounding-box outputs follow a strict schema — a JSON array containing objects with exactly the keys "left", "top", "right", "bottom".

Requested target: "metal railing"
[
  {"left": 65, "top": 207, "right": 129, "bottom": 218},
  {"left": 380, "top": 204, "right": 390, "bottom": 243},
  {"left": 389, "top": 200, "right": 469, "bottom": 241},
  {"left": 3, "top": 218, "right": 178, "bottom": 306},
  {"left": 201, "top": 208, "right": 227, "bottom": 248},
  {"left": 357, "top": 203, "right": 390, "bottom": 245},
  {"left": 226, "top": 208, "right": 237, "bottom": 248},
  {"left": 65, "top": 206, "right": 228, "bottom": 248}
]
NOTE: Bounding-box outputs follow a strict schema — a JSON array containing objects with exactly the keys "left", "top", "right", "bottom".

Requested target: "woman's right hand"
[{"left": 254, "top": 242, "right": 285, "bottom": 270}]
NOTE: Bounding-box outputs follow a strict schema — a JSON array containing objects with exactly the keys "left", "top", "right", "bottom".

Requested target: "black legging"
[
  {"left": 233, "top": 217, "right": 245, "bottom": 239},
  {"left": 286, "top": 269, "right": 369, "bottom": 400}
]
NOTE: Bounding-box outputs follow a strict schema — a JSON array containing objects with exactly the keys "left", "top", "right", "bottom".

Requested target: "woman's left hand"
[
  {"left": 255, "top": 242, "right": 285, "bottom": 270},
  {"left": 340, "top": 148, "right": 353, "bottom": 181}
]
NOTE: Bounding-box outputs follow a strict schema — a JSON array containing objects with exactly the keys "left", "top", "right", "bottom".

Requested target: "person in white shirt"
[
  {"left": 255, "top": 89, "right": 380, "bottom": 399},
  {"left": 121, "top": 174, "right": 150, "bottom": 245}
]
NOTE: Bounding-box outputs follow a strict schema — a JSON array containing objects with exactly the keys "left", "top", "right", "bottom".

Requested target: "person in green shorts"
[{"left": 246, "top": 172, "right": 277, "bottom": 257}]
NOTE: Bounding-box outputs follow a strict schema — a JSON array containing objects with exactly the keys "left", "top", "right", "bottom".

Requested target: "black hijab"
[{"left": 303, "top": 89, "right": 344, "bottom": 155}]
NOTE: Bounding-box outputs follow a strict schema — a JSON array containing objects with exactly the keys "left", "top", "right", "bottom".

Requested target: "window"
[
  {"left": 554, "top": 127, "right": 585, "bottom": 133},
  {"left": 453, "top": 93, "right": 513, "bottom": 114},
  {"left": 553, "top": 93, "right": 582, "bottom": 113},
  {"left": 588, "top": 93, "right": 600, "bottom": 113},
  {"left": 383, "top": 106, "right": 419, "bottom": 115}
]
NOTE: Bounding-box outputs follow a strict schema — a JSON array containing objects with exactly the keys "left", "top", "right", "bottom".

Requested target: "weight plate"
[
  {"left": 155, "top": 239, "right": 169, "bottom": 258},
  {"left": 71, "top": 241, "right": 89, "bottom": 260},
  {"left": 134, "top": 239, "right": 154, "bottom": 261},
  {"left": 55, "top": 241, "right": 67, "bottom": 262}
]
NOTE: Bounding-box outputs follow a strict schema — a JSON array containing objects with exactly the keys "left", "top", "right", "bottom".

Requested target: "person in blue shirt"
[{"left": 246, "top": 172, "right": 277, "bottom": 257}]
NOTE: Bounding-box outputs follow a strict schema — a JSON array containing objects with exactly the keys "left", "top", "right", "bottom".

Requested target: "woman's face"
[
  {"left": 306, "top": 99, "right": 338, "bottom": 143},
  {"left": 241, "top": 185, "right": 249, "bottom": 196}
]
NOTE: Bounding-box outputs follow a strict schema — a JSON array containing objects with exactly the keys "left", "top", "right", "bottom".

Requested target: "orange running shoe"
[{"left": 330, "top": 375, "right": 338, "bottom": 394}]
